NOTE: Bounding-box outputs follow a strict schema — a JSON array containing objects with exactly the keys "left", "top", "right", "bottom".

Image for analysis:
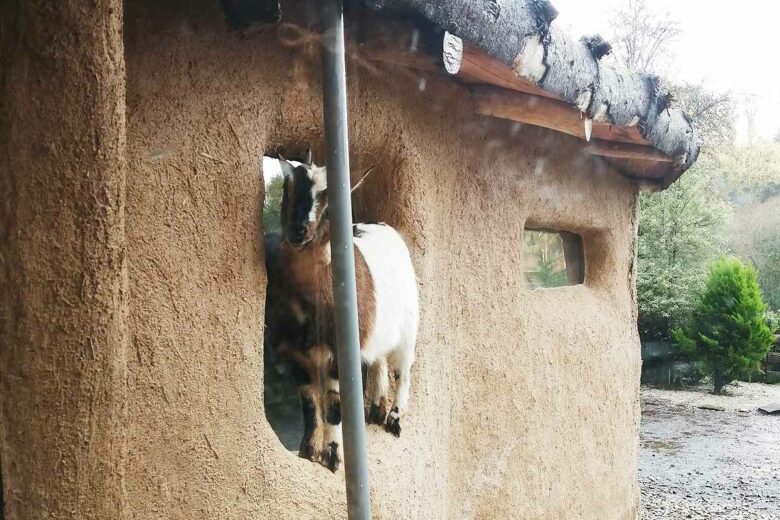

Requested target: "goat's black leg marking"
[
  {"left": 366, "top": 360, "right": 389, "bottom": 425},
  {"left": 321, "top": 441, "right": 340, "bottom": 472},
  {"left": 298, "top": 389, "right": 321, "bottom": 460},
  {"left": 291, "top": 360, "right": 321, "bottom": 460},
  {"left": 325, "top": 389, "right": 341, "bottom": 425},
  {"left": 385, "top": 406, "right": 401, "bottom": 437},
  {"left": 367, "top": 397, "right": 388, "bottom": 425},
  {"left": 320, "top": 356, "right": 342, "bottom": 472},
  {"left": 322, "top": 389, "right": 342, "bottom": 472},
  {"left": 324, "top": 357, "right": 342, "bottom": 426}
]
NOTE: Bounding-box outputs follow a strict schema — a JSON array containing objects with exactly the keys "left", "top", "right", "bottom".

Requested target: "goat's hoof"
[
  {"left": 384, "top": 408, "right": 401, "bottom": 437},
  {"left": 367, "top": 403, "right": 385, "bottom": 425},
  {"left": 299, "top": 439, "right": 320, "bottom": 461},
  {"left": 321, "top": 441, "right": 341, "bottom": 472}
]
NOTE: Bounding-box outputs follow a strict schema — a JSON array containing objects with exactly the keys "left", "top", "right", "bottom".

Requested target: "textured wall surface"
[
  {"left": 123, "top": 3, "right": 641, "bottom": 516},
  {"left": 2, "top": 0, "right": 640, "bottom": 517},
  {"left": 0, "top": 1, "right": 128, "bottom": 518}
]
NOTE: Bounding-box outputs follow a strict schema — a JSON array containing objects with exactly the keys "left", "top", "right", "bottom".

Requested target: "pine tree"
[{"left": 673, "top": 257, "right": 775, "bottom": 394}]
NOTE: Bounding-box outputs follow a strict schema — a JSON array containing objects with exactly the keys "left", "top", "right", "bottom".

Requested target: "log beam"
[
  {"left": 472, "top": 87, "right": 671, "bottom": 162},
  {"left": 358, "top": 31, "right": 677, "bottom": 171},
  {"left": 473, "top": 86, "right": 654, "bottom": 147},
  {"left": 361, "top": 37, "right": 652, "bottom": 147},
  {"left": 443, "top": 32, "right": 556, "bottom": 100},
  {"left": 584, "top": 141, "right": 673, "bottom": 163},
  {"left": 363, "top": 0, "right": 699, "bottom": 186}
]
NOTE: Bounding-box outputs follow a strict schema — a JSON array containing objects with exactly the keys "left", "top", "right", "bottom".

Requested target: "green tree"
[
  {"left": 637, "top": 165, "right": 731, "bottom": 340},
  {"left": 673, "top": 257, "right": 775, "bottom": 394},
  {"left": 263, "top": 175, "right": 284, "bottom": 234}
]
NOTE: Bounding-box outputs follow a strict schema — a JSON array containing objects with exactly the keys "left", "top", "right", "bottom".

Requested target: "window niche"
[
  {"left": 523, "top": 228, "right": 585, "bottom": 289},
  {"left": 260, "top": 147, "right": 403, "bottom": 452}
]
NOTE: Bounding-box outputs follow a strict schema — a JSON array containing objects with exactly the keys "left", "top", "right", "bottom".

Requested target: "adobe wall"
[
  {"left": 1, "top": 0, "right": 640, "bottom": 518},
  {"left": 123, "top": 3, "right": 641, "bottom": 517},
  {"left": 0, "top": 2, "right": 127, "bottom": 518}
]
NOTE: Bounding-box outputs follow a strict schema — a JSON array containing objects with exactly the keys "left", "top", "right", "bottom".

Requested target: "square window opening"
[{"left": 523, "top": 228, "right": 585, "bottom": 289}]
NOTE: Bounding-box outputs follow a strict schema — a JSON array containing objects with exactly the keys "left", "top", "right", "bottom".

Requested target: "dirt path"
[{"left": 640, "top": 383, "right": 780, "bottom": 519}]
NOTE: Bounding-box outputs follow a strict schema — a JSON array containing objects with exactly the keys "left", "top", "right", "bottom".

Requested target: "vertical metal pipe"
[{"left": 320, "top": 1, "right": 372, "bottom": 519}]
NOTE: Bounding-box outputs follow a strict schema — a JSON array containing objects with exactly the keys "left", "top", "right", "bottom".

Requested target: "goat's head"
[{"left": 279, "top": 149, "right": 328, "bottom": 248}]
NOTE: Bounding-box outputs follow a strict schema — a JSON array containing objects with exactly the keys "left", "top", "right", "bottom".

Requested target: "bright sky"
[
  {"left": 263, "top": 156, "right": 303, "bottom": 185},
  {"left": 552, "top": 0, "right": 780, "bottom": 142}
]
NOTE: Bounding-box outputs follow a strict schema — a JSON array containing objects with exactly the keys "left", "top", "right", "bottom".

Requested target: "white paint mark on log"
[
  {"left": 593, "top": 102, "right": 610, "bottom": 123},
  {"left": 575, "top": 90, "right": 592, "bottom": 113},
  {"left": 410, "top": 29, "right": 420, "bottom": 53},
  {"left": 512, "top": 34, "right": 546, "bottom": 83},
  {"left": 442, "top": 32, "right": 463, "bottom": 74}
]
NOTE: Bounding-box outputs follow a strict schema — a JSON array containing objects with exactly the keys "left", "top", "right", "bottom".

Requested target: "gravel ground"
[{"left": 640, "top": 383, "right": 780, "bottom": 519}]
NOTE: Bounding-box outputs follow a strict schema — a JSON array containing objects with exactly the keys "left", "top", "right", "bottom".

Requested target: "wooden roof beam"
[
  {"left": 443, "top": 33, "right": 556, "bottom": 100},
  {"left": 472, "top": 86, "right": 673, "bottom": 163},
  {"left": 358, "top": 33, "right": 675, "bottom": 165},
  {"left": 444, "top": 36, "right": 651, "bottom": 147}
]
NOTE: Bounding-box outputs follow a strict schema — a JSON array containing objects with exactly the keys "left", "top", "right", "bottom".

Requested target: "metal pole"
[{"left": 320, "top": 2, "right": 372, "bottom": 519}]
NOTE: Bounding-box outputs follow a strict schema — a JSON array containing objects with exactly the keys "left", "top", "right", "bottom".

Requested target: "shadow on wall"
[
  {"left": 262, "top": 152, "right": 307, "bottom": 452},
  {"left": 263, "top": 342, "right": 303, "bottom": 451}
]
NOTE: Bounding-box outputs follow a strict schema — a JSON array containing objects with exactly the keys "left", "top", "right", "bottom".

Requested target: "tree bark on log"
[
  {"left": 365, "top": 0, "right": 700, "bottom": 182},
  {"left": 364, "top": 0, "right": 558, "bottom": 63},
  {"left": 0, "top": 1, "right": 128, "bottom": 518}
]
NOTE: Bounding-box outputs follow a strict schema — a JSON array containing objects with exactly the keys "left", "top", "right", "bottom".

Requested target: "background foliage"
[
  {"left": 608, "top": 0, "right": 780, "bottom": 345},
  {"left": 637, "top": 166, "right": 731, "bottom": 340},
  {"left": 264, "top": 175, "right": 284, "bottom": 234}
]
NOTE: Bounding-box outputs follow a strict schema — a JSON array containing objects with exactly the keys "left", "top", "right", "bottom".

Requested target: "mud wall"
[
  {"left": 0, "top": 1, "right": 127, "bottom": 518},
  {"left": 123, "top": 2, "right": 641, "bottom": 517},
  {"left": 1, "top": 0, "right": 640, "bottom": 517}
]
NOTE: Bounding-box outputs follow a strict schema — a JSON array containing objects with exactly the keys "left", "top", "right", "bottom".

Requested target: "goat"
[{"left": 264, "top": 152, "right": 418, "bottom": 471}]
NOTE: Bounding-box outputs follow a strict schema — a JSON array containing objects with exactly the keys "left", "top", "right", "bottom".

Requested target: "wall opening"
[
  {"left": 261, "top": 147, "right": 406, "bottom": 452},
  {"left": 262, "top": 153, "right": 305, "bottom": 452},
  {"left": 523, "top": 228, "right": 585, "bottom": 288}
]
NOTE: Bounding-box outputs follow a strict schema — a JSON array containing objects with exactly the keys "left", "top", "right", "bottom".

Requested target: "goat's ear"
[
  {"left": 279, "top": 159, "right": 295, "bottom": 181},
  {"left": 304, "top": 147, "right": 312, "bottom": 166}
]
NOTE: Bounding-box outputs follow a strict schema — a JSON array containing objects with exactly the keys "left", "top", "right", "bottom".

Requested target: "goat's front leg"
[
  {"left": 320, "top": 356, "right": 343, "bottom": 472},
  {"left": 290, "top": 356, "right": 322, "bottom": 461},
  {"left": 386, "top": 347, "right": 414, "bottom": 437},
  {"left": 366, "top": 358, "right": 389, "bottom": 425}
]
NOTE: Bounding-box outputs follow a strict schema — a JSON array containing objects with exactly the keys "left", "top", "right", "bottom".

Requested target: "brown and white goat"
[{"left": 264, "top": 153, "right": 419, "bottom": 471}]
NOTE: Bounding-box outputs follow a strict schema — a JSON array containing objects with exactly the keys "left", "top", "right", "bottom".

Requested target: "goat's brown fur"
[{"left": 274, "top": 225, "right": 376, "bottom": 349}]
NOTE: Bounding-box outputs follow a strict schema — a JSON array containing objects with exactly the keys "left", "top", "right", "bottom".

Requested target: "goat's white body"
[
  {"left": 353, "top": 224, "right": 418, "bottom": 365},
  {"left": 354, "top": 224, "right": 418, "bottom": 420}
]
